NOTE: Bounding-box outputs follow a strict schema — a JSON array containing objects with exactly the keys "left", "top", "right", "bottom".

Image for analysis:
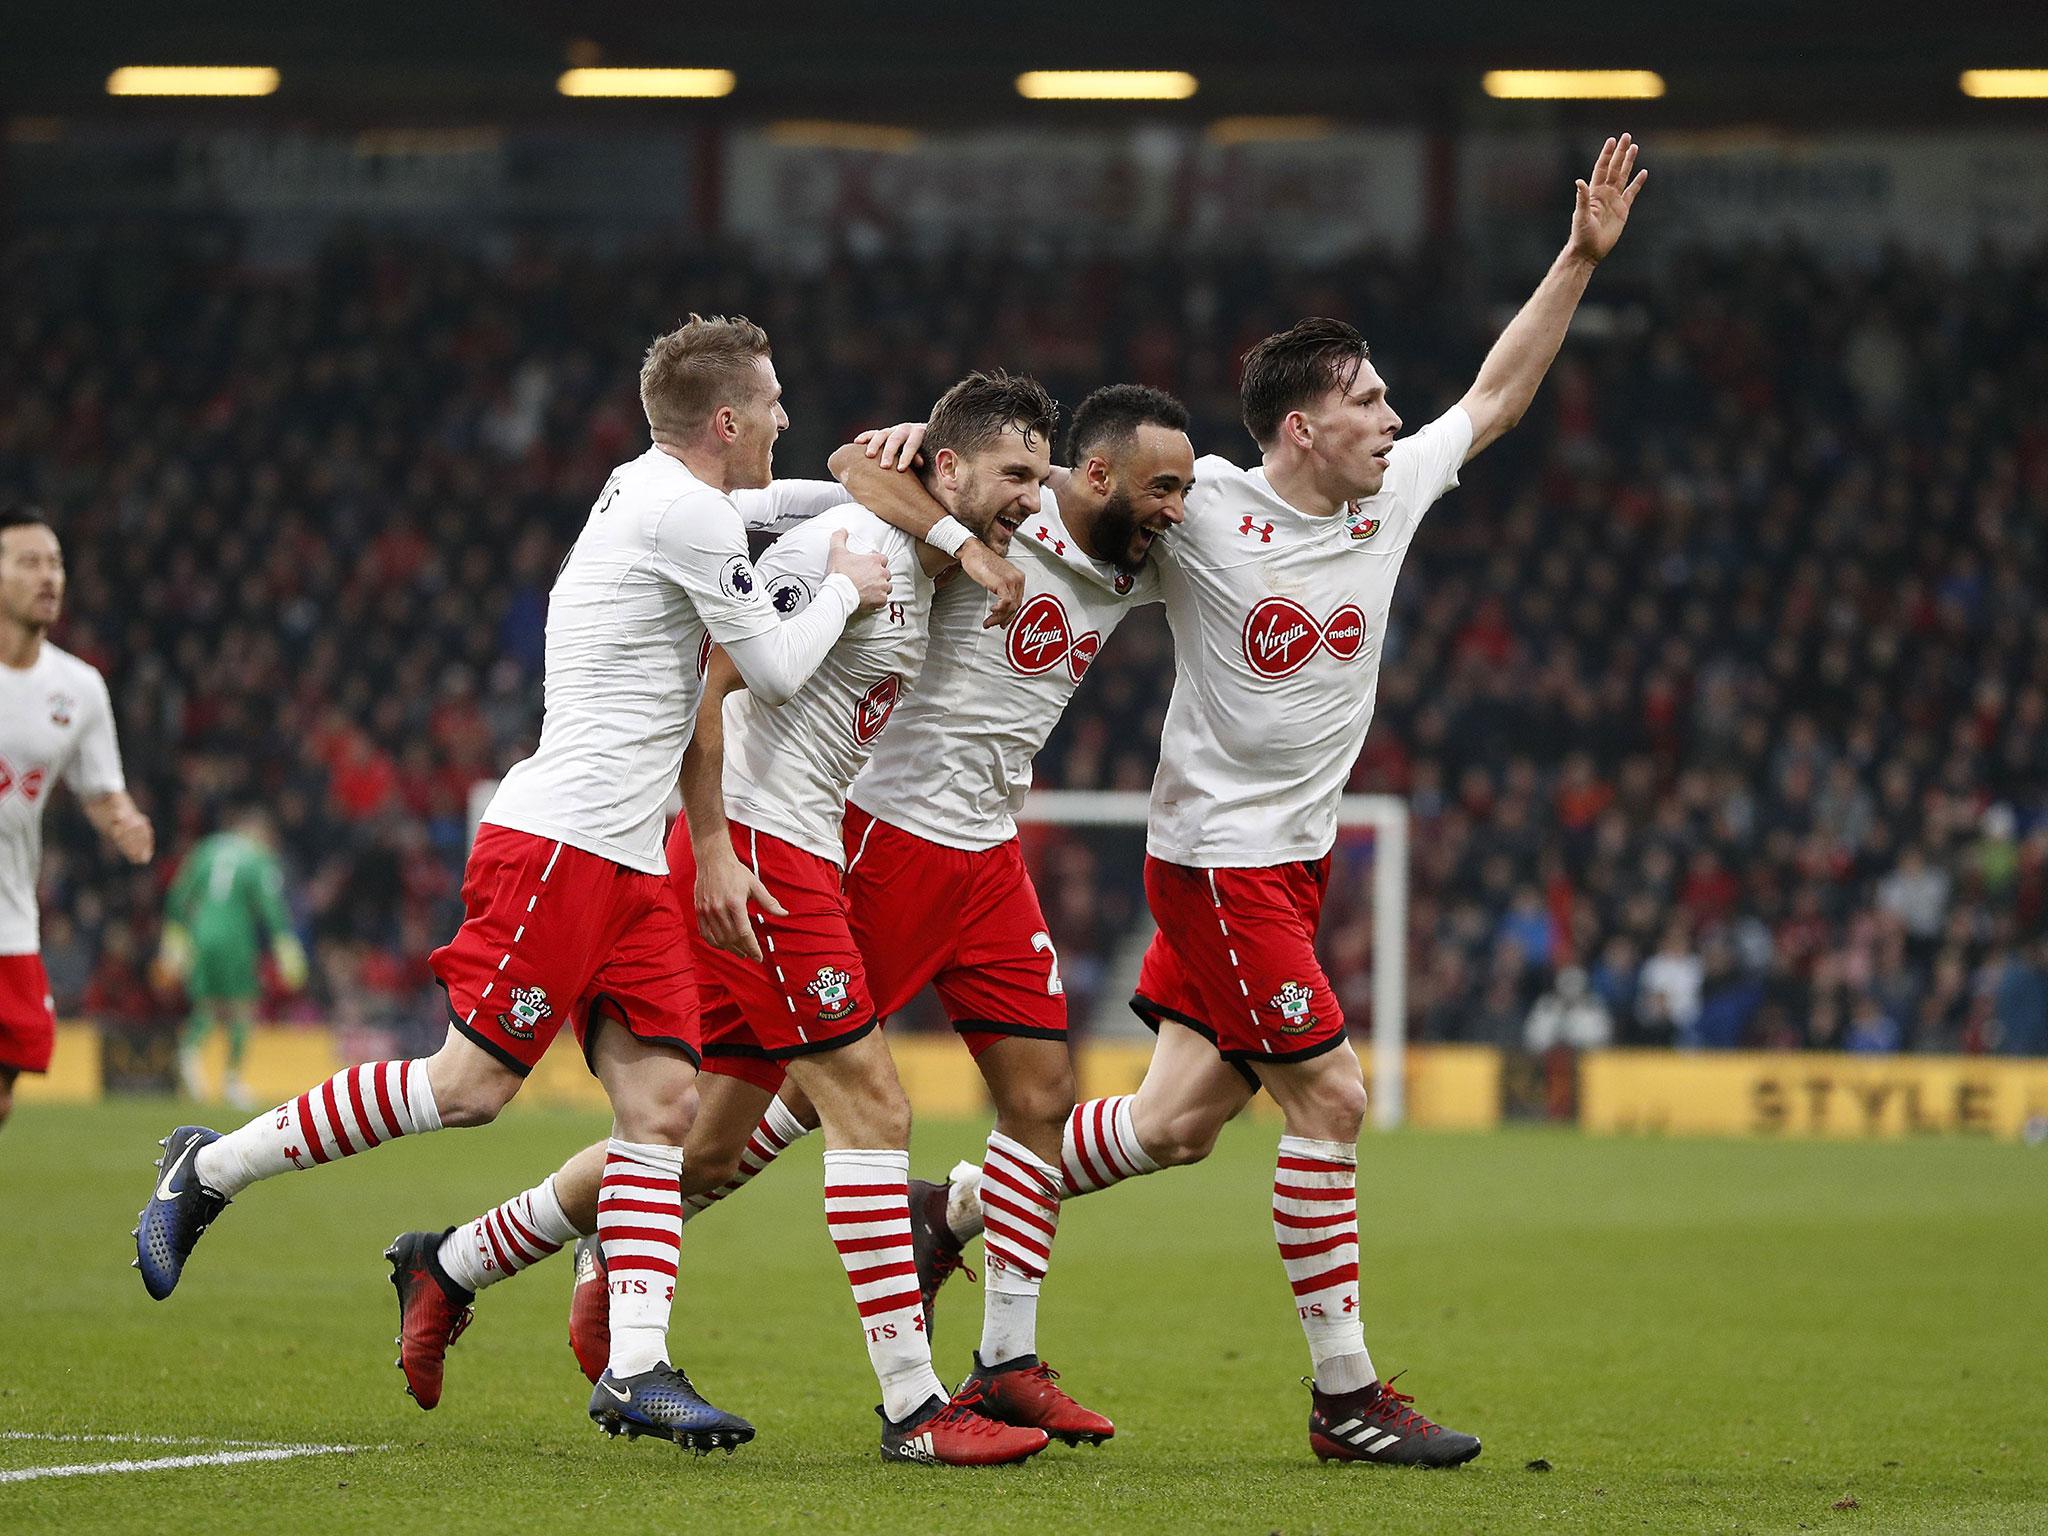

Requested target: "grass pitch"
[{"left": 3, "top": 1099, "right": 2044, "bottom": 1534}]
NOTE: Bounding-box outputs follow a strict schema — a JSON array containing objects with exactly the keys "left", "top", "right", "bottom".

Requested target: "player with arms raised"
[
  {"left": 133, "top": 315, "right": 891, "bottom": 1452},
  {"left": 0, "top": 507, "right": 153, "bottom": 1137},
  {"left": 934, "top": 133, "right": 1648, "bottom": 1466}
]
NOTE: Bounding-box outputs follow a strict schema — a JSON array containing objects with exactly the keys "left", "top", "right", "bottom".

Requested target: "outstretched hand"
[{"left": 1569, "top": 133, "right": 1648, "bottom": 264}]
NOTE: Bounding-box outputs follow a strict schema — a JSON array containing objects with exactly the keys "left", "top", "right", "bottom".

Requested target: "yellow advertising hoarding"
[
  {"left": 22, "top": 1025, "right": 1505, "bottom": 1133},
  {"left": 1579, "top": 1049, "right": 2048, "bottom": 1141}
]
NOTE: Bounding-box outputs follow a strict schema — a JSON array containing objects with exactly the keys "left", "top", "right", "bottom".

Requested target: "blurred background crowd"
[{"left": 10, "top": 222, "right": 2046, "bottom": 1058}]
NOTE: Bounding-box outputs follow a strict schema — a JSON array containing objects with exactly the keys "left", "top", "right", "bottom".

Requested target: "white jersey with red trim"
[
  {"left": 1147, "top": 406, "right": 1473, "bottom": 867},
  {"left": 723, "top": 504, "right": 935, "bottom": 866},
  {"left": 850, "top": 489, "right": 1160, "bottom": 853},
  {"left": 483, "top": 450, "right": 857, "bottom": 875},
  {"left": 0, "top": 643, "right": 126, "bottom": 953}
]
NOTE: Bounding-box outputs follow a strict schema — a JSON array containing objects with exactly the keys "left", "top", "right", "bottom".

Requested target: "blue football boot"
[
  {"left": 134, "top": 1125, "right": 230, "bottom": 1300},
  {"left": 588, "top": 1362, "right": 755, "bottom": 1454}
]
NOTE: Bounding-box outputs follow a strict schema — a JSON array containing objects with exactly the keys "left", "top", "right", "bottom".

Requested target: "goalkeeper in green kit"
[{"left": 156, "top": 808, "right": 307, "bottom": 1106}]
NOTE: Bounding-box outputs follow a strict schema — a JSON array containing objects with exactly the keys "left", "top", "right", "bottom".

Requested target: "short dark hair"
[
  {"left": 639, "top": 314, "right": 773, "bottom": 442},
  {"left": 1239, "top": 318, "right": 1371, "bottom": 447},
  {"left": 1067, "top": 384, "right": 1190, "bottom": 466},
  {"left": 924, "top": 371, "right": 1059, "bottom": 465},
  {"left": 0, "top": 506, "right": 53, "bottom": 541}
]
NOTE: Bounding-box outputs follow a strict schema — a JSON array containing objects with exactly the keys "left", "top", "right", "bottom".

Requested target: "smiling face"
[
  {"left": 1084, "top": 422, "right": 1196, "bottom": 571},
  {"left": 0, "top": 522, "right": 64, "bottom": 636},
  {"left": 1294, "top": 358, "right": 1403, "bottom": 501},
  {"left": 937, "top": 421, "right": 1053, "bottom": 554},
  {"left": 722, "top": 354, "right": 788, "bottom": 491}
]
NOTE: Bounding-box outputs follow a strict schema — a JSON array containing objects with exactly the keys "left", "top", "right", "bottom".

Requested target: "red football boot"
[
  {"left": 960, "top": 1353, "right": 1114, "bottom": 1445},
  {"left": 907, "top": 1174, "right": 976, "bottom": 1336},
  {"left": 878, "top": 1383, "right": 1050, "bottom": 1466},
  {"left": 567, "top": 1235, "right": 609, "bottom": 1385},
  {"left": 384, "top": 1229, "right": 474, "bottom": 1410}
]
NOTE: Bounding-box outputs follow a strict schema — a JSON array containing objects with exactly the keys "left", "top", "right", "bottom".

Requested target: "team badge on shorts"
[
  {"left": 804, "top": 966, "right": 857, "bottom": 1022},
  {"left": 1345, "top": 503, "right": 1380, "bottom": 541},
  {"left": 498, "top": 985, "right": 552, "bottom": 1040},
  {"left": 1270, "top": 980, "right": 1319, "bottom": 1034}
]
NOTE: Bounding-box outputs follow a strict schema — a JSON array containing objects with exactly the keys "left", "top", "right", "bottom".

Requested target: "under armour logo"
[
  {"left": 1240, "top": 516, "right": 1274, "bottom": 543},
  {"left": 1343, "top": 1294, "right": 1357, "bottom": 1313},
  {"left": 1035, "top": 526, "right": 1066, "bottom": 555}
]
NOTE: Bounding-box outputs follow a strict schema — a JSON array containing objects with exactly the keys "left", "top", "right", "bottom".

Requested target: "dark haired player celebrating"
[{"left": 937, "top": 132, "right": 1648, "bottom": 1467}]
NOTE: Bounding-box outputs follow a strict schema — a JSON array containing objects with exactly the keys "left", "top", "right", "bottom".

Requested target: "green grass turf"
[{"left": 3, "top": 1100, "right": 2045, "bottom": 1534}]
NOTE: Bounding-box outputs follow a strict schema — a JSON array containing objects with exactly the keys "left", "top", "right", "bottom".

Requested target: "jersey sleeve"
[
  {"left": 60, "top": 670, "right": 126, "bottom": 798},
  {"left": 1381, "top": 405, "right": 1474, "bottom": 530},
  {"left": 661, "top": 497, "right": 864, "bottom": 706},
  {"left": 729, "top": 478, "right": 852, "bottom": 538}
]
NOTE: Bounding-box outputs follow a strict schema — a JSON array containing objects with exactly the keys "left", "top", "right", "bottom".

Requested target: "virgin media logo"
[
  {"left": 1241, "top": 598, "right": 1366, "bottom": 679},
  {"left": 1006, "top": 593, "right": 1101, "bottom": 682},
  {"left": 853, "top": 674, "right": 902, "bottom": 745}
]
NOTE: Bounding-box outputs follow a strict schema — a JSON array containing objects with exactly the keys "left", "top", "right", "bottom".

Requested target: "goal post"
[{"left": 1018, "top": 790, "right": 1411, "bottom": 1131}]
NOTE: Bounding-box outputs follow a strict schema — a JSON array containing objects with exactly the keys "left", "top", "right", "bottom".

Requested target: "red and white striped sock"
[
  {"left": 195, "top": 1060, "right": 441, "bottom": 1198},
  {"left": 978, "top": 1131, "right": 1062, "bottom": 1365},
  {"left": 438, "top": 1173, "right": 581, "bottom": 1294},
  {"left": 1273, "top": 1135, "right": 1374, "bottom": 1392},
  {"left": 943, "top": 1095, "right": 1163, "bottom": 1243},
  {"left": 825, "top": 1148, "right": 944, "bottom": 1421},
  {"left": 1061, "top": 1094, "right": 1160, "bottom": 1197},
  {"left": 598, "top": 1139, "right": 684, "bottom": 1377},
  {"left": 681, "top": 1097, "right": 811, "bottom": 1222}
]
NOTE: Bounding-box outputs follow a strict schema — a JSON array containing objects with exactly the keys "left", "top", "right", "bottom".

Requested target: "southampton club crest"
[
  {"left": 804, "top": 965, "right": 857, "bottom": 1022},
  {"left": 498, "top": 985, "right": 552, "bottom": 1040},
  {"left": 1269, "top": 980, "right": 1319, "bottom": 1035},
  {"left": 1344, "top": 503, "right": 1381, "bottom": 541}
]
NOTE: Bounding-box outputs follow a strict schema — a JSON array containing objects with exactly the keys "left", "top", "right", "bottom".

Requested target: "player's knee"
[
  {"left": 1147, "top": 1103, "right": 1226, "bottom": 1166},
  {"left": 994, "top": 1065, "right": 1076, "bottom": 1143},
  {"left": 424, "top": 1046, "right": 520, "bottom": 1127},
  {"left": 1311, "top": 1069, "right": 1368, "bottom": 1141}
]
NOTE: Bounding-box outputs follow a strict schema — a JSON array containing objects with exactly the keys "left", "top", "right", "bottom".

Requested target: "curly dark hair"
[{"left": 1067, "top": 384, "right": 1190, "bottom": 465}]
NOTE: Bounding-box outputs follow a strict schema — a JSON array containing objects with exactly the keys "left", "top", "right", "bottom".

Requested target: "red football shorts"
[
  {"left": 682, "top": 818, "right": 879, "bottom": 1089},
  {"left": 842, "top": 803, "right": 1066, "bottom": 1056},
  {"left": 1133, "top": 854, "right": 1347, "bottom": 1067},
  {"left": 0, "top": 953, "right": 56, "bottom": 1074},
  {"left": 432, "top": 825, "right": 699, "bottom": 1076}
]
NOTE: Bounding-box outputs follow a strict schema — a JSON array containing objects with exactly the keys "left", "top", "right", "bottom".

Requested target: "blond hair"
[{"left": 638, "top": 314, "right": 772, "bottom": 443}]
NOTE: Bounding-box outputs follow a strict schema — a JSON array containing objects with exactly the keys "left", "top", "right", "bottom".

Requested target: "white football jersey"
[
  {"left": 723, "top": 505, "right": 935, "bottom": 865},
  {"left": 0, "top": 643, "right": 126, "bottom": 953},
  {"left": 851, "top": 488, "right": 1159, "bottom": 851},
  {"left": 1148, "top": 406, "right": 1473, "bottom": 867},
  {"left": 482, "top": 451, "right": 856, "bottom": 874}
]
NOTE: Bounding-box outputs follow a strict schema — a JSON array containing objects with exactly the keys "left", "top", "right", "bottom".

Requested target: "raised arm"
[
  {"left": 829, "top": 428, "right": 1024, "bottom": 627},
  {"left": 1455, "top": 133, "right": 1647, "bottom": 461},
  {"left": 680, "top": 649, "right": 786, "bottom": 961}
]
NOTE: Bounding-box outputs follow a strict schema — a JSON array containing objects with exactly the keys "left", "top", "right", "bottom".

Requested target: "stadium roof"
[{"left": 5, "top": 0, "right": 2041, "bottom": 128}]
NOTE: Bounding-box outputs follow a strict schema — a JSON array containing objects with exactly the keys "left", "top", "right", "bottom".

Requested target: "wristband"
[{"left": 923, "top": 514, "right": 973, "bottom": 557}]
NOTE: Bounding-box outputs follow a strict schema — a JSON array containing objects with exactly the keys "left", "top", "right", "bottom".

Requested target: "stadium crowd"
[{"left": 7, "top": 224, "right": 2046, "bottom": 1057}]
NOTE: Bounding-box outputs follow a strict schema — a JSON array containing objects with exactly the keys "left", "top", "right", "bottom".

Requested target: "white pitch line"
[
  {"left": 0, "top": 1443, "right": 366, "bottom": 1483},
  {"left": 0, "top": 1432, "right": 280, "bottom": 1447}
]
